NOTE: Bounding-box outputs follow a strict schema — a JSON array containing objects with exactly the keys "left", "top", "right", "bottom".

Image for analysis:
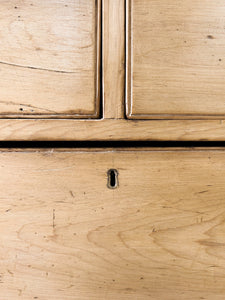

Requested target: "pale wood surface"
[
  {"left": 103, "top": 0, "right": 125, "bottom": 119},
  {"left": 1, "top": 0, "right": 225, "bottom": 141},
  {"left": 0, "top": 0, "right": 101, "bottom": 117},
  {"left": 126, "top": 0, "right": 225, "bottom": 119},
  {"left": 1, "top": 148, "right": 225, "bottom": 299},
  {"left": 1, "top": 119, "right": 225, "bottom": 141}
]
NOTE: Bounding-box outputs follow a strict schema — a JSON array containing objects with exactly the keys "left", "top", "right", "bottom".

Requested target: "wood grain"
[
  {"left": 1, "top": 148, "right": 225, "bottom": 299},
  {"left": 0, "top": 0, "right": 101, "bottom": 118},
  {"left": 103, "top": 0, "right": 125, "bottom": 119},
  {"left": 1, "top": 119, "right": 225, "bottom": 141},
  {"left": 126, "top": 0, "right": 225, "bottom": 119}
]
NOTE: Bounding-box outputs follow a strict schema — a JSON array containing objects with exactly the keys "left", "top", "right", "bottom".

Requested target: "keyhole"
[{"left": 107, "top": 169, "right": 118, "bottom": 189}]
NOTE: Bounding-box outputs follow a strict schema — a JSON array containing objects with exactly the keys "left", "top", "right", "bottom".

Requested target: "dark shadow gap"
[{"left": 0, "top": 141, "right": 225, "bottom": 148}]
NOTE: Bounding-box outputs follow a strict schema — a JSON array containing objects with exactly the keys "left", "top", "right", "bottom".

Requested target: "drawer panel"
[
  {"left": 1, "top": 148, "right": 225, "bottom": 299},
  {"left": 126, "top": 0, "right": 225, "bottom": 119},
  {"left": 0, "top": 0, "right": 101, "bottom": 118}
]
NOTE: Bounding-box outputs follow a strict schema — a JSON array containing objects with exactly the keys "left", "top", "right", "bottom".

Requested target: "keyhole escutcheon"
[{"left": 107, "top": 169, "right": 118, "bottom": 189}]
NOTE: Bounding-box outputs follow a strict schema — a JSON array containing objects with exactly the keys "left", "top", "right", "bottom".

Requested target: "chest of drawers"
[{"left": 1, "top": 1, "right": 225, "bottom": 299}]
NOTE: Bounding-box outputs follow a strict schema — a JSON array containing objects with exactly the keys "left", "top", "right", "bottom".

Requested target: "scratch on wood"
[
  {"left": 197, "top": 190, "right": 209, "bottom": 194},
  {"left": 70, "top": 190, "right": 75, "bottom": 198},
  {"left": 7, "top": 269, "right": 13, "bottom": 276},
  {"left": 53, "top": 209, "right": 56, "bottom": 229}
]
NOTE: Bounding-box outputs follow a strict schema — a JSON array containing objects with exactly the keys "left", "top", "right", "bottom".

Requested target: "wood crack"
[{"left": 0, "top": 61, "right": 76, "bottom": 74}]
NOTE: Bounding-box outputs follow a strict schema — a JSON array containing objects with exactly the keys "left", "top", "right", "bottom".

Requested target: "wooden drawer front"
[
  {"left": 0, "top": 1, "right": 101, "bottom": 118},
  {"left": 1, "top": 148, "right": 225, "bottom": 299},
  {"left": 126, "top": 0, "right": 225, "bottom": 119}
]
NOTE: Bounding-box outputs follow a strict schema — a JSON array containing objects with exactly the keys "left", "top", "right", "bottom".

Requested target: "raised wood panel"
[
  {"left": 1, "top": 148, "right": 225, "bottom": 299},
  {"left": 126, "top": 0, "right": 225, "bottom": 119},
  {"left": 0, "top": 0, "right": 101, "bottom": 118}
]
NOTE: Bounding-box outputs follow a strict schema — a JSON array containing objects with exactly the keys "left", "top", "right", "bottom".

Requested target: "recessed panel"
[
  {"left": 0, "top": 0, "right": 101, "bottom": 118},
  {"left": 127, "top": 0, "right": 225, "bottom": 119}
]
